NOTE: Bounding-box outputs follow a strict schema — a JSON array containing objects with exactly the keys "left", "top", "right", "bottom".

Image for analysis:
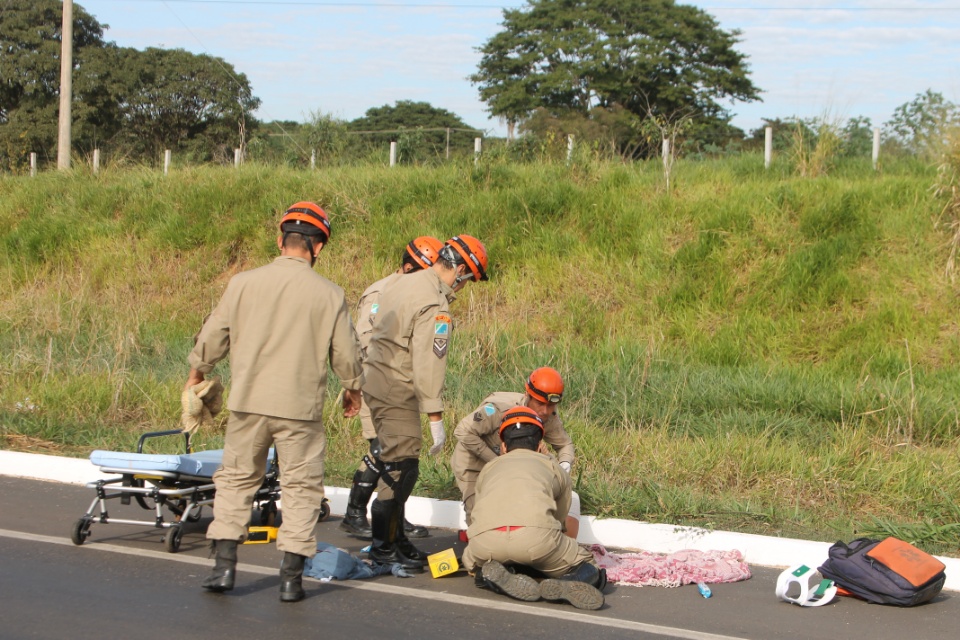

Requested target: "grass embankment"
[{"left": 2, "top": 157, "right": 958, "bottom": 554}]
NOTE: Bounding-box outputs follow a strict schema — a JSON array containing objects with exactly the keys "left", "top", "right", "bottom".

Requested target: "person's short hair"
[
  {"left": 502, "top": 424, "right": 543, "bottom": 452},
  {"left": 282, "top": 231, "right": 312, "bottom": 252}
]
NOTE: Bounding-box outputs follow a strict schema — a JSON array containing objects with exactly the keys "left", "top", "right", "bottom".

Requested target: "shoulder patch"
[
  {"left": 473, "top": 411, "right": 483, "bottom": 422},
  {"left": 433, "top": 338, "right": 448, "bottom": 359},
  {"left": 434, "top": 313, "right": 451, "bottom": 336},
  {"left": 370, "top": 302, "right": 379, "bottom": 315},
  {"left": 483, "top": 403, "right": 496, "bottom": 416}
]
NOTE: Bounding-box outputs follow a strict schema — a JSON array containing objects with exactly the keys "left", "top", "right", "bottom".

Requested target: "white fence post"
[
  {"left": 311, "top": 150, "right": 316, "bottom": 170},
  {"left": 474, "top": 137, "right": 482, "bottom": 165},
  {"left": 389, "top": 141, "right": 397, "bottom": 167},
  {"left": 662, "top": 139, "right": 670, "bottom": 170},
  {"left": 764, "top": 126, "right": 773, "bottom": 169},
  {"left": 234, "top": 148, "right": 241, "bottom": 168},
  {"left": 30, "top": 152, "right": 37, "bottom": 177},
  {"left": 93, "top": 149, "right": 100, "bottom": 174},
  {"left": 567, "top": 134, "right": 575, "bottom": 163},
  {"left": 163, "top": 149, "right": 171, "bottom": 175},
  {"left": 872, "top": 128, "right": 881, "bottom": 170}
]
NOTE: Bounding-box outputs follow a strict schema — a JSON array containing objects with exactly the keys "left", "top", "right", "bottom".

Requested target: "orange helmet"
[
  {"left": 405, "top": 236, "right": 444, "bottom": 270},
  {"left": 498, "top": 406, "right": 544, "bottom": 438},
  {"left": 280, "top": 201, "right": 331, "bottom": 242},
  {"left": 525, "top": 367, "right": 564, "bottom": 404},
  {"left": 441, "top": 234, "right": 489, "bottom": 282}
]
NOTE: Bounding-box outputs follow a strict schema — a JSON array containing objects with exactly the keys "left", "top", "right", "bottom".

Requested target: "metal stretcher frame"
[{"left": 70, "top": 429, "right": 286, "bottom": 553}]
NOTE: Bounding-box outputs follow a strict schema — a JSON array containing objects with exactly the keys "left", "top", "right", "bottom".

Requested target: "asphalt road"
[{"left": 0, "top": 476, "right": 956, "bottom": 640}]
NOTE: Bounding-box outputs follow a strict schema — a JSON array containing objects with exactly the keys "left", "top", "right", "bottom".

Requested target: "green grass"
[{"left": 2, "top": 156, "right": 959, "bottom": 556}]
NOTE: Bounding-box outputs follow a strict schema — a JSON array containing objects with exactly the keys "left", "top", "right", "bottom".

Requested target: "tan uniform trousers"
[
  {"left": 358, "top": 401, "right": 377, "bottom": 441},
  {"left": 461, "top": 525, "right": 594, "bottom": 578},
  {"left": 206, "top": 411, "right": 326, "bottom": 557},
  {"left": 452, "top": 459, "right": 481, "bottom": 526},
  {"left": 354, "top": 402, "right": 378, "bottom": 474},
  {"left": 364, "top": 392, "right": 421, "bottom": 501}
]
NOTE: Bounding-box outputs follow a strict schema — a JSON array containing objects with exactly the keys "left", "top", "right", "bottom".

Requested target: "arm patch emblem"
[{"left": 433, "top": 338, "right": 448, "bottom": 358}]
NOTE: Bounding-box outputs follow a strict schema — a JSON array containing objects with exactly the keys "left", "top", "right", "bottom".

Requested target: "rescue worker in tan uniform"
[
  {"left": 362, "top": 235, "right": 489, "bottom": 571},
  {"left": 452, "top": 366, "right": 572, "bottom": 529},
  {"left": 188, "top": 202, "right": 363, "bottom": 603},
  {"left": 463, "top": 407, "right": 606, "bottom": 610},
  {"left": 340, "top": 237, "right": 444, "bottom": 540}
]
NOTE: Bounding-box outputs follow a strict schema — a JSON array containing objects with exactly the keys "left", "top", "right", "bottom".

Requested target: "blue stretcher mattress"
[{"left": 90, "top": 449, "right": 225, "bottom": 477}]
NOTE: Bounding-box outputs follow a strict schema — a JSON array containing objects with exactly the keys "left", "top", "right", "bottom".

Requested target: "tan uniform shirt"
[
  {"left": 362, "top": 268, "right": 454, "bottom": 414},
  {"left": 453, "top": 392, "right": 575, "bottom": 473},
  {"left": 189, "top": 256, "right": 364, "bottom": 421},
  {"left": 468, "top": 448, "right": 571, "bottom": 537},
  {"left": 354, "top": 271, "right": 404, "bottom": 357}
]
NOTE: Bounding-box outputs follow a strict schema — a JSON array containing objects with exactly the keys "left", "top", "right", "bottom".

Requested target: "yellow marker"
[
  {"left": 427, "top": 548, "right": 459, "bottom": 578},
  {"left": 244, "top": 526, "right": 278, "bottom": 544}
]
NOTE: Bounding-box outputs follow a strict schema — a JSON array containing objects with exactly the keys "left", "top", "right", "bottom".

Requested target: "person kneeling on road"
[{"left": 461, "top": 407, "right": 606, "bottom": 610}]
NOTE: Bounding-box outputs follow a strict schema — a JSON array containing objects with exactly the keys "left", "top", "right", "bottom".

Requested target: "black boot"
[
  {"left": 403, "top": 517, "right": 429, "bottom": 539},
  {"left": 394, "top": 505, "right": 426, "bottom": 568},
  {"left": 367, "top": 498, "right": 423, "bottom": 573},
  {"left": 559, "top": 562, "right": 607, "bottom": 590},
  {"left": 279, "top": 552, "right": 307, "bottom": 603},
  {"left": 539, "top": 562, "right": 606, "bottom": 610},
  {"left": 340, "top": 469, "right": 377, "bottom": 538},
  {"left": 201, "top": 540, "right": 237, "bottom": 592}
]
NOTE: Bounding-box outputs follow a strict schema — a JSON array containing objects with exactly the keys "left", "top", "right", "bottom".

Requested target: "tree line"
[{"left": 2, "top": 0, "right": 957, "bottom": 171}]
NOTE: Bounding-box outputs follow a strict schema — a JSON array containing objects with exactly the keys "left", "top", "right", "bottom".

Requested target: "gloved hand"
[
  {"left": 180, "top": 377, "right": 224, "bottom": 435},
  {"left": 428, "top": 420, "right": 446, "bottom": 456},
  {"left": 560, "top": 461, "right": 572, "bottom": 474}
]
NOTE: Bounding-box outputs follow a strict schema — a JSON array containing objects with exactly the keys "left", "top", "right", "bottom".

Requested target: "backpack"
[{"left": 817, "top": 537, "right": 946, "bottom": 606}]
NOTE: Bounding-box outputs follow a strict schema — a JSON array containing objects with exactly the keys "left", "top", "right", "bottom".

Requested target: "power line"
[{"left": 87, "top": 0, "right": 960, "bottom": 10}]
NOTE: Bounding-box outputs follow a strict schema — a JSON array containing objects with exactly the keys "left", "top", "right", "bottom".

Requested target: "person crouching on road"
[
  {"left": 340, "top": 236, "right": 444, "bottom": 541},
  {"left": 462, "top": 407, "right": 606, "bottom": 610},
  {"left": 188, "top": 201, "right": 364, "bottom": 603}
]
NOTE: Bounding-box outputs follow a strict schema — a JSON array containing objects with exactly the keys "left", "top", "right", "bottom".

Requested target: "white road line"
[{"left": 0, "top": 527, "right": 747, "bottom": 640}]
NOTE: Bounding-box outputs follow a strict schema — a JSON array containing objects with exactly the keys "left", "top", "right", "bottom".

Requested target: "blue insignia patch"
[
  {"left": 371, "top": 303, "right": 379, "bottom": 315},
  {"left": 435, "top": 322, "right": 449, "bottom": 335},
  {"left": 484, "top": 404, "right": 495, "bottom": 416}
]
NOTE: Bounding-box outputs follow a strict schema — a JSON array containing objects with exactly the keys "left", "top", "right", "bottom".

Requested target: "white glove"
[
  {"left": 428, "top": 420, "right": 446, "bottom": 456},
  {"left": 560, "top": 461, "right": 572, "bottom": 474}
]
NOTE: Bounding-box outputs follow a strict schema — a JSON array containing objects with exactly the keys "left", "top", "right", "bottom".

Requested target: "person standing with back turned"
[
  {"left": 362, "top": 235, "right": 490, "bottom": 571},
  {"left": 187, "top": 201, "right": 364, "bottom": 602}
]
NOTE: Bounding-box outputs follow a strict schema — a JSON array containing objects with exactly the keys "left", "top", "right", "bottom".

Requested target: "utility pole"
[{"left": 57, "top": 0, "right": 73, "bottom": 170}]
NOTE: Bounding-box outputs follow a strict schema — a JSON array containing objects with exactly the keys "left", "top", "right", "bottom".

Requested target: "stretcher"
[{"left": 70, "top": 429, "right": 328, "bottom": 552}]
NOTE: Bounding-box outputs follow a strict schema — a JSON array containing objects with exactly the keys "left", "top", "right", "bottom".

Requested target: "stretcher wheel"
[
  {"left": 185, "top": 504, "right": 203, "bottom": 523},
  {"left": 71, "top": 517, "right": 92, "bottom": 546},
  {"left": 259, "top": 502, "right": 280, "bottom": 527},
  {"left": 317, "top": 499, "right": 330, "bottom": 522},
  {"left": 164, "top": 526, "right": 183, "bottom": 553}
]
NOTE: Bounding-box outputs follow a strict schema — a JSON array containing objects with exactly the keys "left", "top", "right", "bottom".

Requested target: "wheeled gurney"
[{"left": 70, "top": 429, "right": 328, "bottom": 552}]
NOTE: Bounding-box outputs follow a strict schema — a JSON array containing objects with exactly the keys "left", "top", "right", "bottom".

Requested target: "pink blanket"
[{"left": 590, "top": 545, "right": 752, "bottom": 588}]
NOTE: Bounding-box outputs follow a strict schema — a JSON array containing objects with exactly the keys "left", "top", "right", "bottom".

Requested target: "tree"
[
  {"left": 111, "top": 47, "right": 260, "bottom": 162},
  {"left": 470, "top": 0, "right": 760, "bottom": 155},
  {"left": 884, "top": 90, "right": 960, "bottom": 160},
  {"left": 0, "top": 1, "right": 261, "bottom": 168},
  {"left": 0, "top": 0, "right": 107, "bottom": 168},
  {"left": 348, "top": 100, "right": 481, "bottom": 163}
]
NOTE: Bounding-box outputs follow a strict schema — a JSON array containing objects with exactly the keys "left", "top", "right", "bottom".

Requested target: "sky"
[{"left": 73, "top": 0, "right": 960, "bottom": 137}]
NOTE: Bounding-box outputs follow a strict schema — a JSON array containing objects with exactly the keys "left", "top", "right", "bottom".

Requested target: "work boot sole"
[
  {"left": 540, "top": 579, "right": 604, "bottom": 610},
  {"left": 481, "top": 561, "right": 541, "bottom": 602}
]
